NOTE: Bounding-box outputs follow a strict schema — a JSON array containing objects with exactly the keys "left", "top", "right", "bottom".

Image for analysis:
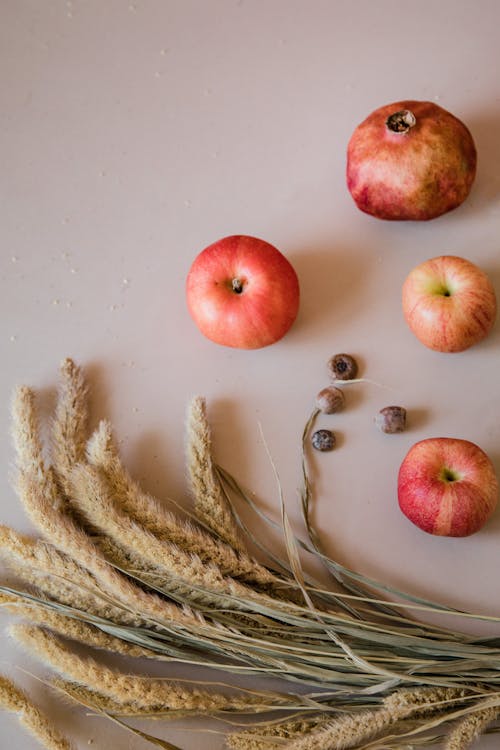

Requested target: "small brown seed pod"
[
  {"left": 311, "top": 429, "right": 336, "bottom": 451},
  {"left": 375, "top": 406, "right": 407, "bottom": 434},
  {"left": 315, "top": 386, "right": 345, "bottom": 414},
  {"left": 327, "top": 353, "right": 358, "bottom": 381}
]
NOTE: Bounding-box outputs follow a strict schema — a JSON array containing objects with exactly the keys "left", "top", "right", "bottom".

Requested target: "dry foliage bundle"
[{"left": 1, "top": 359, "right": 500, "bottom": 750}]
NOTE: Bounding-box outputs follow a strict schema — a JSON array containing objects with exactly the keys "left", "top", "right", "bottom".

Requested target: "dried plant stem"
[
  {"left": 186, "top": 396, "right": 244, "bottom": 551},
  {"left": 11, "top": 386, "right": 201, "bottom": 630},
  {"left": 54, "top": 678, "right": 196, "bottom": 718},
  {"left": 0, "top": 524, "right": 111, "bottom": 601},
  {"left": 51, "top": 358, "right": 89, "bottom": 498},
  {"left": 0, "top": 674, "right": 73, "bottom": 750},
  {"left": 0, "top": 524, "right": 163, "bottom": 628},
  {"left": 87, "top": 420, "right": 282, "bottom": 589},
  {"left": 69, "top": 462, "right": 268, "bottom": 607},
  {"left": 4, "top": 563, "right": 149, "bottom": 630},
  {"left": 249, "top": 709, "right": 392, "bottom": 750},
  {"left": 227, "top": 714, "right": 332, "bottom": 750},
  {"left": 276, "top": 687, "right": 469, "bottom": 750},
  {"left": 382, "top": 686, "right": 470, "bottom": 717},
  {"left": 12, "top": 625, "right": 291, "bottom": 714},
  {"left": 11, "top": 386, "right": 45, "bottom": 477},
  {"left": 444, "top": 705, "right": 499, "bottom": 749},
  {"left": 9, "top": 360, "right": 500, "bottom": 750},
  {"left": 0, "top": 591, "right": 159, "bottom": 659}
]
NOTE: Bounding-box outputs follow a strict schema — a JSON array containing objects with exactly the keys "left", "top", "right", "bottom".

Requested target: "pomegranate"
[{"left": 346, "top": 100, "right": 477, "bottom": 221}]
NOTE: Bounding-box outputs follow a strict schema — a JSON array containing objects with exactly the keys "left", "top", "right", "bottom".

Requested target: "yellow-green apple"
[
  {"left": 398, "top": 437, "right": 498, "bottom": 537},
  {"left": 346, "top": 100, "right": 476, "bottom": 220},
  {"left": 186, "top": 235, "right": 300, "bottom": 349},
  {"left": 402, "top": 255, "right": 496, "bottom": 352}
]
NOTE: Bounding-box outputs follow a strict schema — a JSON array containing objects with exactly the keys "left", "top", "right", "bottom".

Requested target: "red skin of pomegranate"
[
  {"left": 398, "top": 438, "right": 498, "bottom": 537},
  {"left": 186, "top": 235, "right": 300, "bottom": 349},
  {"left": 346, "top": 100, "right": 477, "bottom": 221}
]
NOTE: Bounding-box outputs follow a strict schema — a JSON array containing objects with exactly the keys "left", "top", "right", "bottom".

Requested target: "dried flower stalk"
[
  {"left": 5, "top": 359, "right": 500, "bottom": 750},
  {"left": 186, "top": 396, "right": 243, "bottom": 551},
  {"left": 237, "top": 687, "right": 470, "bottom": 750},
  {"left": 227, "top": 714, "right": 332, "bottom": 750},
  {"left": 12, "top": 624, "right": 291, "bottom": 714},
  {"left": 444, "top": 705, "right": 499, "bottom": 749},
  {"left": 87, "top": 419, "right": 282, "bottom": 589},
  {"left": 69, "top": 462, "right": 268, "bottom": 606},
  {"left": 51, "top": 358, "right": 89, "bottom": 499},
  {"left": 0, "top": 674, "right": 72, "bottom": 750},
  {"left": 11, "top": 386, "right": 201, "bottom": 630},
  {"left": 54, "top": 678, "right": 162, "bottom": 716},
  {"left": 0, "top": 591, "right": 159, "bottom": 659}
]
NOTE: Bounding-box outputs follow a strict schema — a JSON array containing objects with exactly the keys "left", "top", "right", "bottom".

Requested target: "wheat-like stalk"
[
  {"left": 87, "top": 419, "right": 283, "bottom": 590},
  {"left": 53, "top": 678, "right": 179, "bottom": 716},
  {"left": 6, "top": 359, "right": 500, "bottom": 750},
  {"left": 1, "top": 559, "right": 148, "bottom": 629},
  {"left": 11, "top": 386, "right": 203, "bottom": 630},
  {"left": 69, "top": 462, "right": 272, "bottom": 607},
  {"left": 0, "top": 590, "right": 160, "bottom": 659},
  {"left": 186, "top": 396, "right": 244, "bottom": 551},
  {"left": 229, "top": 694, "right": 480, "bottom": 750},
  {"left": 227, "top": 714, "right": 332, "bottom": 750},
  {"left": 0, "top": 524, "right": 105, "bottom": 598},
  {"left": 91, "top": 533, "right": 246, "bottom": 617},
  {"left": 51, "top": 358, "right": 89, "bottom": 499},
  {"left": 54, "top": 678, "right": 218, "bottom": 719},
  {"left": 444, "top": 706, "right": 499, "bottom": 749},
  {"left": 270, "top": 687, "right": 470, "bottom": 750},
  {"left": 11, "top": 624, "right": 294, "bottom": 714},
  {"left": 0, "top": 674, "right": 73, "bottom": 750},
  {"left": 0, "top": 525, "right": 138, "bottom": 624}
]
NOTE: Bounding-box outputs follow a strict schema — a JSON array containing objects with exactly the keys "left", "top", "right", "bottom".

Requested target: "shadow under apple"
[{"left": 286, "top": 243, "right": 379, "bottom": 340}]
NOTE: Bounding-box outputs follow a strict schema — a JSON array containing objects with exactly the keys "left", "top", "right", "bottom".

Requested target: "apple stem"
[
  {"left": 232, "top": 278, "right": 244, "bottom": 294},
  {"left": 386, "top": 110, "right": 417, "bottom": 134}
]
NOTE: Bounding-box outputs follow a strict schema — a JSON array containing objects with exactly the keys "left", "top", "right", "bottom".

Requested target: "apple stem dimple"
[
  {"left": 232, "top": 278, "right": 244, "bottom": 294},
  {"left": 386, "top": 109, "right": 417, "bottom": 134},
  {"left": 440, "top": 467, "right": 459, "bottom": 483}
]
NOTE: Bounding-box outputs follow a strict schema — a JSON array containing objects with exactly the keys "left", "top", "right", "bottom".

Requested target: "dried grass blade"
[
  {"left": 298, "top": 410, "right": 485, "bottom": 624},
  {"left": 215, "top": 465, "right": 365, "bottom": 617},
  {"left": 103, "top": 716, "right": 187, "bottom": 750}
]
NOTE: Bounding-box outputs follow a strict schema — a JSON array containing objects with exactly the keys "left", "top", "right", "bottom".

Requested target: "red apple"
[
  {"left": 346, "top": 100, "right": 477, "bottom": 220},
  {"left": 402, "top": 255, "right": 496, "bottom": 352},
  {"left": 186, "top": 235, "right": 300, "bottom": 349},
  {"left": 398, "top": 437, "right": 498, "bottom": 537}
]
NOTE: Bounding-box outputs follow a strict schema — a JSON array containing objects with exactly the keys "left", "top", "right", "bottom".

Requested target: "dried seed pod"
[
  {"left": 328, "top": 353, "right": 358, "bottom": 381},
  {"left": 315, "top": 386, "right": 345, "bottom": 414},
  {"left": 375, "top": 406, "right": 406, "bottom": 434},
  {"left": 311, "top": 429, "right": 336, "bottom": 451}
]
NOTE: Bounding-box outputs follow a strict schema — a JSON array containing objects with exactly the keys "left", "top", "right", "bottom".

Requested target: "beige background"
[{"left": 1, "top": 1, "right": 500, "bottom": 747}]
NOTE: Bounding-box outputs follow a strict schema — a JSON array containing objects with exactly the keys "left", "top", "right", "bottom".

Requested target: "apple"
[
  {"left": 402, "top": 255, "right": 496, "bottom": 352},
  {"left": 186, "top": 235, "right": 300, "bottom": 349},
  {"left": 346, "top": 100, "right": 477, "bottom": 220},
  {"left": 398, "top": 437, "right": 498, "bottom": 537}
]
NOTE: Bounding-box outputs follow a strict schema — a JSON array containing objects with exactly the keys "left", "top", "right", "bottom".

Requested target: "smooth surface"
[{"left": 1, "top": 1, "right": 500, "bottom": 747}]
